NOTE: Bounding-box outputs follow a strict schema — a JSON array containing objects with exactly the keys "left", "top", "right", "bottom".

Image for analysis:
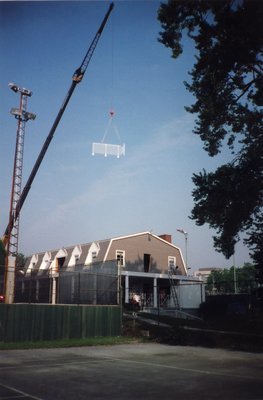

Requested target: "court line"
[
  {"left": 0, "top": 354, "right": 261, "bottom": 382},
  {"left": 97, "top": 354, "right": 262, "bottom": 381},
  {"left": 0, "top": 383, "right": 44, "bottom": 400}
]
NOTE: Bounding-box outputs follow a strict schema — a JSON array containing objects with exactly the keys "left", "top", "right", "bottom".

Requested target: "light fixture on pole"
[{"left": 177, "top": 229, "right": 189, "bottom": 271}]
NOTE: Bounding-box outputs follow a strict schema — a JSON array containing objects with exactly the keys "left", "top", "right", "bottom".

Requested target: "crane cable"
[
  {"left": 101, "top": 110, "right": 121, "bottom": 144},
  {"left": 100, "top": 15, "right": 122, "bottom": 146}
]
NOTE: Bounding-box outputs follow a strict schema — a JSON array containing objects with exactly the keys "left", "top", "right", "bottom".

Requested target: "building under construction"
[{"left": 16, "top": 232, "right": 204, "bottom": 313}]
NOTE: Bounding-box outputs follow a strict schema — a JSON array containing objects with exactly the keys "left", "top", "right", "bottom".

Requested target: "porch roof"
[{"left": 121, "top": 270, "right": 201, "bottom": 283}]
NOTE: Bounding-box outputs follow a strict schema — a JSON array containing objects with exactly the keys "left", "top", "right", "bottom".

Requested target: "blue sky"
[{"left": 0, "top": 1, "right": 251, "bottom": 271}]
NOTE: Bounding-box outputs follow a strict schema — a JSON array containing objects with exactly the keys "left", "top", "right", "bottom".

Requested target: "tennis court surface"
[{"left": 0, "top": 343, "right": 262, "bottom": 399}]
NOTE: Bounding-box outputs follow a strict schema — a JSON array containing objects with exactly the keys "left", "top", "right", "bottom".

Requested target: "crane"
[{"left": 3, "top": 2, "right": 114, "bottom": 304}]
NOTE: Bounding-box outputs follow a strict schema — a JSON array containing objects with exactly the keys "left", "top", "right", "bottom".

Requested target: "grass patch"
[{"left": 0, "top": 336, "right": 142, "bottom": 350}]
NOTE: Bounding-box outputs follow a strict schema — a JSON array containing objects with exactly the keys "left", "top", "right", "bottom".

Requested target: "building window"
[
  {"left": 116, "top": 250, "right": 125, "bottom": 266},
  {"left": 144, "top": 253, "right": 151, "bottom": 272},
  {"left": 168, "top": 256, "right": 176, "bottom": 269},
  {"left": 92, "top": 251, "right": 97, "bottom": 261}
]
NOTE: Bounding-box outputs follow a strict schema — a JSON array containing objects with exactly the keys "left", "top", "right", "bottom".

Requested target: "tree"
[
  {"left": 206, "top": 268, "right": 233, "bottom": 293},
  {"left": 206, "top": 263, "right": 257, "bottom": 294},
  {"left": 16, "top": 253, "right": 27, "bottom": 272},
  {"left": 158, "top": 0, "right": 263, "bottom": 278},
  {"left": 0, "top": 240, "right": 5, "bottom": 263},
  {"left": 0, "top": 240, "right": 6, "bottom": 293},
  {"left": 244, "top": 214, "right": 263, "bottom": 282},
  {"left": 0, "top": 243, "right": 26, "bottom": 271}
]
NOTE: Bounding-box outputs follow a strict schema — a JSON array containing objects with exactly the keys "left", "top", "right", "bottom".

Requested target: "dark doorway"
[
  {"left": 57, "top": 257, "right": 65, "bottom": 270},
  {"left": 144, "top": 254, "right": 151, "bottom": 273}
]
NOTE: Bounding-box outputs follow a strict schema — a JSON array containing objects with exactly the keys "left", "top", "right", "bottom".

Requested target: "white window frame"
[
  {"left": 116, "top": 250, "right": 125, "bottom": 266},
  {"left": 168, "top": 256, "right": 176, "bottom": 269}
]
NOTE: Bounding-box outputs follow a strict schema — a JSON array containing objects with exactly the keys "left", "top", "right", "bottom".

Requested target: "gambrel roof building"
[
  {"left": 23, "top": 232, "right": 203, "bottom": 310},
  {"left": 25, "top": 232, "right": 187, "bottom": 276}
]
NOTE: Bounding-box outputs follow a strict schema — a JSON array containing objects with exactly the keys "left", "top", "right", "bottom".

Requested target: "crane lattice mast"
[{"left": 4, "top": 84, "right": 36, "bottom": 304}]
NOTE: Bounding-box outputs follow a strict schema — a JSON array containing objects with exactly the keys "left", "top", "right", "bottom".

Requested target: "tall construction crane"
[{"left": 3, "top": 2, "right": 114, "bottom": 304}]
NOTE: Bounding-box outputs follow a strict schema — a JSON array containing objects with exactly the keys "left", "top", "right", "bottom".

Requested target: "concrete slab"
[{"left": 0, "top": 343, "right": 262, "bottom": 399}]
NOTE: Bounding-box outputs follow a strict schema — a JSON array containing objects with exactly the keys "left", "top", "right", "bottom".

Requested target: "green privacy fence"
[{"left": 0, "top": 304, "right": 122, "bottom": 342}]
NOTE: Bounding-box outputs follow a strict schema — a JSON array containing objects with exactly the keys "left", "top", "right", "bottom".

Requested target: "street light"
[{"left": 177, "top": 229, "right": 189, "bottom": 271}]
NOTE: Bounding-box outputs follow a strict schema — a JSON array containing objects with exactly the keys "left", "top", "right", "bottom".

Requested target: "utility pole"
[
  {"left": 4, "top": 83, "right": 36, "bottom": 304},
  {"left": 177, "top": 229, "right": 188, "bottom": 271},
  {"left": 233, "top": 251, "right": 237, "bottom": 294}
]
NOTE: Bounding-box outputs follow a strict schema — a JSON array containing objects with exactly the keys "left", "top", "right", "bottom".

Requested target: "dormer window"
[
  {"left": 116, "top": 250, "right": 125, "bottom": 266},
  {"left": 168, "top": 256, "right": 176, "bottom": 269}
]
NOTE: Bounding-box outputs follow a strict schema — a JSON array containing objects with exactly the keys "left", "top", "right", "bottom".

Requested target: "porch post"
[
  {"left": 51, "top": 277, "right": 57, "bottom": 305},
  {"left": 153, "top": 277, "right": 158, "bottom": 308},
  {"left": 125, "top": 274, "right": 129, "bottom": 303}
]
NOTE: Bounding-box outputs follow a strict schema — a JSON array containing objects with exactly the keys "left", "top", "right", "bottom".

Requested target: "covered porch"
[{"left": 121, "top": 270, "right": 204, "bottom": 311}]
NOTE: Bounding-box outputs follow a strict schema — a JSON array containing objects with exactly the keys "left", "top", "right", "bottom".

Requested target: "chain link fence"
[
  {"left": 205, "top": 279, "right": 259, "bottom": 295},
  {"left": 13, "top": 261, "right": 120, "bottom": 305}
]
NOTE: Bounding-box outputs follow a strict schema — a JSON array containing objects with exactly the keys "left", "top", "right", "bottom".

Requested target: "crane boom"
[{"left": 3, "top": 2, "right": 114, "bottom": 241}]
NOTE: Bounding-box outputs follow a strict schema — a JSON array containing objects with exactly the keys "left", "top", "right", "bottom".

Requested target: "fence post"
[
  {"left": 117, "top": 260, "right": 121, "bottom": 305},
  {"left": 153, "top": 278, "right": 158, "bottom": 308}
]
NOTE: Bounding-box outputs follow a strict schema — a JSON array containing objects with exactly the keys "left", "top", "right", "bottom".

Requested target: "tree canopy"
[
  {"left": 158, "top": 0, "right": 263, "bottom": 279},
  {"left": 0, "top": 240, "right": 26, "bottom": 274},
  {"left": 0, "top": 240, "right": 6, "bottom": 293},
  {"left": 206, "top": 263, "right": 258, "bottom": 294},
  {"left": 0, "top": 240, "right": 5, "bottom": 271}
]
